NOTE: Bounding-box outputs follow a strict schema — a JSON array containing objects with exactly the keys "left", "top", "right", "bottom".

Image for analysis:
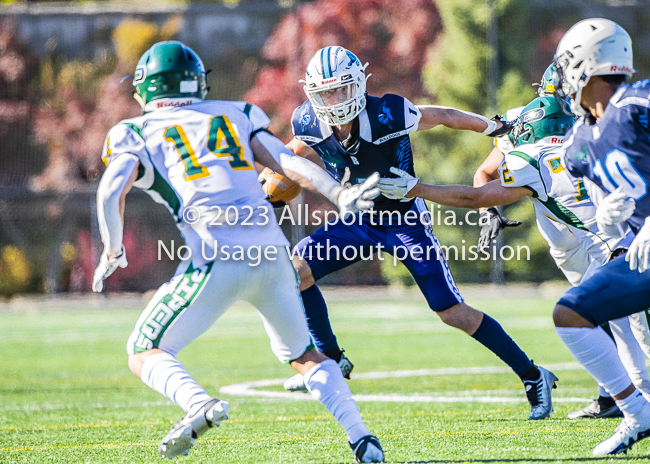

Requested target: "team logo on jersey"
[
  {"left": 300, "top": 108, "right": 311, "bottom": 127},
  {"left": 378, "top": 101, "right": 394, "bottom": 128},
  {"left": 134, "top": 65, "right": 146, "bottom": 84}
]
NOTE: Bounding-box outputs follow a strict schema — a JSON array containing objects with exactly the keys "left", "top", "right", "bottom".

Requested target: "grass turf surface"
[{"left": 1, "top": 292, "right": 647, "bottom": 463}]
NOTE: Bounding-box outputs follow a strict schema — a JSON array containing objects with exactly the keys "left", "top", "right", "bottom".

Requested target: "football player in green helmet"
[
  {"left": 97, "top": 40, "right": 387, "bottom": 461},
  {"left": 131, "top": 41, "right": 209, "bottom": 113},
  {"left": 378, "top": 91, "right": 650, "bottom": 423}
]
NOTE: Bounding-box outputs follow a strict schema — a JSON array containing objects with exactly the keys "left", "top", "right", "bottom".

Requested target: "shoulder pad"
[
  {"left": 500, "top": 149, "right": 546, "bottom": 200},
  {"left": 241, "top": 102, "right": 270, "bottom": 134},
  {"left": 102, "top": 121, "right": 154, "bottom": 189},
  {"left": 291, "top": 100, "right": 329, "bottom": 146},
  {"left": 365, "top": 94, "right": 418, "bottom": 144}
]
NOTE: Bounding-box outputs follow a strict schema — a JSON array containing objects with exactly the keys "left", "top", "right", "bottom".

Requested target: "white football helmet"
[
  {"left": 554, "top": 18, "right": 633, "bottom": 115},
  {"left": 302, "top": 47, "right": 369, "bottom": 126}
]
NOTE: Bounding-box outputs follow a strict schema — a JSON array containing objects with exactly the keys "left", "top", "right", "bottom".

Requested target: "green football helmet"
[
  {"left": 133, "top": 41, "right": 208, "bottom": 112},
  {"left": 512, "top": 96, "right": 575, "bottom": 147},
  {"left": 536, "top": 62, "right": 564, "bottom": 97}
]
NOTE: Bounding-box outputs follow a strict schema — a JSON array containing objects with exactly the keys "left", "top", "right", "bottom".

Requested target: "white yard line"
[{"left": 219, "top": 362, "right": 593, "bottom": 403}]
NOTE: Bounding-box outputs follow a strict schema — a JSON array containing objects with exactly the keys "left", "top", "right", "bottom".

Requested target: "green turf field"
[{"left": 1, "top": 291, "right": 647, "bottom": 463}]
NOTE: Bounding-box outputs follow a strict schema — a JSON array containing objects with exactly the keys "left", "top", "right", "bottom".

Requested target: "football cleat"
[
  {"left": 283, "top": 372, "right": 308, "bottom": 392},
  {"left": 524, "top": 366, "right": 558, "bottom": 420},
  {"left": 567, "top": 398, "right": 623, "bottom": 420},
  {"left": 592, "top": 417, "right": 650, "bottom": 456},
  {"left": 159, "top": 398, "right": 229, "bottom": 459},
  {"left": 283, "top": 351, "right": 355, "bottom": 392},
  {"left": 349, "top": 435, "right": 384, "bottom": 463}
]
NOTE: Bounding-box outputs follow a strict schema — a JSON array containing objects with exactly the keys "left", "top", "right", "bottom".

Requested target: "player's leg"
[
  {"left": 554, "top": 255, "right": 650, "bottom": 455},
  {"left": 390, "top": 205, "right": 556, "bottom": 419},
  {"left": 284, "top": 223, "right": 372, "bottom": 391},
  {"left": 126, "top": 260, "right": 236, "bottom": 459},
  {"left": 609, "top": 316, "right": 650, "bottom": 399},
  {"left": 629, "top": 310, "right": 650, "bottom": 358},
  {"left": 248, "top": 251, "right": 383, "bottom": 463}
]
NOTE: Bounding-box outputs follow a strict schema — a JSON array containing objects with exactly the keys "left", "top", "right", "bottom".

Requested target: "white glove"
[
  {"left": 597, "top": 186, "right": 636, "bottom": 225},
  {"left": 377, "top": 167, "right": 420, "bottom": 201},
  {"left": 92, "top": 246, "right": 128, "bottom": 292},
  {"left": 627, "top": 217, "right": 650, "bottom": 273},
  {"left": 335, "top": 172, "right": 380, "bottom": 218}
]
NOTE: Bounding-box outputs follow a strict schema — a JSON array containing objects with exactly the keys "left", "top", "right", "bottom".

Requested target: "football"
[{"left": 259, "top": 167, "right": 302, "bottom": 205}]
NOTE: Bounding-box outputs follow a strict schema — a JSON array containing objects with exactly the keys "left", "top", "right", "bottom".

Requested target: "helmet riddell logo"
[
  {"left": 156, "top": 99, "right": 196, "bottom": 108},
  {"left": 610, "top": 65, "right": 633, "bottom": 74},
  {"left": 321, "top": 77, "right": 337, "bottom": 85}
]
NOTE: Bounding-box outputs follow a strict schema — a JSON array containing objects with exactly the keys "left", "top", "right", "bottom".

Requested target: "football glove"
[
  {"left": 336, "top": 172, "right": 380, "bottom": 218},
  {"left": 92, "top": 246, "right": 128, "bottom": 292},
  {"left": 596, "top": 186, "right": 635, "bottom": 238},
  {"left": 377, "top": 167, "right": 420, "bottom": 202},
  {"left": 485, "top": 115, "right": 514, "bottom": 138},
  {"left": 627, "top": 217, "right": 650, "bottom": 273},
  {"left": 478, "top": 207, "right": 522, "bottom": 251}
]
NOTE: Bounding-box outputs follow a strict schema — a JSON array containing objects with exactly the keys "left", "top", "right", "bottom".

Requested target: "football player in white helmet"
[
  {"left": 552, "top": 19, "right": 650, "bottom": 456},
  {"left": 93, "top": 41, "right": 385, "bottom": 463},
  {"left": 282, "top": 46, "right": 561, "bottom": 422},
  {"left": 554, "top": 18, "right": 634, "bottom": 116}
]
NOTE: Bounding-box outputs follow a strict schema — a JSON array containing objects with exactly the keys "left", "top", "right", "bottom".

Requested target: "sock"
[
  {"left": 471, "top": 314, "right": 533, "bottom": 378},
  {"left": 609, "top": 316, "right": 650, "bottom": 399},
  {"left": 140, "top": 352, "right": 212, "bottom": 413},
  {"left": 301, "top": 285, "right": 339, "bottom": 352},
  {"left": 304, "top": 359, "right": 369, "bottom": 443},
  {"left": 617, "top": 389, "right": 650, "bottom": 426},
  {"left": 598, "top": 385, "right": 611, "bottom": 399},
  {"left": 555, "top": 326, "right": 632, "bottom": 397}
]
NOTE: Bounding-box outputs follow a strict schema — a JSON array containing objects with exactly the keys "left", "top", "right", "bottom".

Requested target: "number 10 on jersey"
[{"left": 165, "top": 115, "right": 253, "bottom": 181}]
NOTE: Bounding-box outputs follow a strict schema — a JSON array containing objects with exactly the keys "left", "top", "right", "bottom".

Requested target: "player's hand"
[
  {"left": 596, "top": 186, "right": 635, "bottom": 226},
  {"left": 92, "top": 246, "right": 128, "bottom": 292},
  {"left": 336, "top": 172, "right": 380, "bottom": 218},
  {"left": 627, "top": 217, "right": 650, "bottom": 273},
  {"left": 478, "top": 207, "right": 522, "bottom": 251},
  {"left": 377, "top": 167, "right": 420, "bottom": 202},
  {"left": 485, "top": 115, "right": 514, "bottom": 138}
]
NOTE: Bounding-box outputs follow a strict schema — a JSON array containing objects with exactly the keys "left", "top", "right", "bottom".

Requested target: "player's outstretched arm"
[
  {"left": 379, "top": 167, "right": 530, "bottom": 209},
  {"left": 251, "top": 132, "right": 379, "bottom": 215},
  {"left": 474, "top": 146, "right": 504, "bottom": 187},
  {"left": 416, "top": 105, "right": 511, "bottom": 137},
  {"left": 93, "top": 154, "right": 139, "bottom": 292},
  {"left": 410, "top": 179, "right": 530, "bottom": 209}
]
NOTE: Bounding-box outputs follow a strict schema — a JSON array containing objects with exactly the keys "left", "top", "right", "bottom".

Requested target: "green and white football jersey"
[
  {"left": 497, "top": 138, "right": 622, "bottom": 279},
  {"left": 101, "top": 100, "right": 289, "bottom": 267}
]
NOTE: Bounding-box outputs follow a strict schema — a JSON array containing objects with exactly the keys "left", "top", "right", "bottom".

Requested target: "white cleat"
[
  {"left": 593, "top": 417, "right": 650, "bottom": 456},
  {"left": 284, "top": 351, "right": 354, "bottom": 392},
  {"left": 524, "top": 365, "right": 558, "bottom": 420},
  {"left": 283, "top": 372, "right": 308, "bottom": 392},
  {"left": 159, "top": 398, "right": 229, "bottom": 459}
]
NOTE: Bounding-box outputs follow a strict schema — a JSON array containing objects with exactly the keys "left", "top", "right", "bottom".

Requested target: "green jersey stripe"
[
  {"left": 132, "top": 262, "right": 214, "bottom": 354},
  {"left": 121, "top": 122, "right": 182, "bottom": 220},
  {"left": 540, "top": 197, "right": 587, "bottom": 231}
]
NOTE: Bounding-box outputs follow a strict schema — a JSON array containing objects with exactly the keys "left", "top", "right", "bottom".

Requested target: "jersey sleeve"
[
  {"left": 499, "top": 151, "right": 547, "bottom": 201},
  {"left": 101, "top": 123, "right": 155, "bottom": 190},
  {"left": 403, "top": 97, "right": 421, "bottom": 134}
]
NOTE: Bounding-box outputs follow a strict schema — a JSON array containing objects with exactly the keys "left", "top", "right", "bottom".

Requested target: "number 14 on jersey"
[{"left": 165, "top": 115, "right": 253, "bottom": 181}]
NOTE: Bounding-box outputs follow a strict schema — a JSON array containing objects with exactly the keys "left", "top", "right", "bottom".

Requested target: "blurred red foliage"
[
  {"left": 244, "top": 0, "right": 442, "bottom": 139},
  {"left": 32, "top": 71, "right": 141, "bottom": 192}
]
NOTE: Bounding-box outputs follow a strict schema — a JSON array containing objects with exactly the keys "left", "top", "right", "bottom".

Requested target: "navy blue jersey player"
[
  {"left": 552, "top": 18, "right": 650, "bottom": 456},
  {"left": 283, "top": 46, "right": 558, "bottom": 420}
]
